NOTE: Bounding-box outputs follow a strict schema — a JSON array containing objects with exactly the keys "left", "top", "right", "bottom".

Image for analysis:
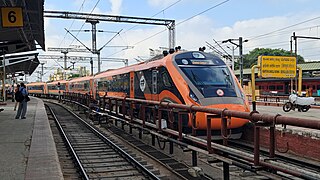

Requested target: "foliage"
[
  {"left": 68, "top": 74, "right": 80, "bottom": 79},
  {"left": 238, "top": 48, "right": 305, "bottom": 69}
]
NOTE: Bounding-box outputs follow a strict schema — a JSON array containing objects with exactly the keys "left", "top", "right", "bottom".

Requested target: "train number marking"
[{"left": 1, "top": 7, "right": 23, "bottom": 27}]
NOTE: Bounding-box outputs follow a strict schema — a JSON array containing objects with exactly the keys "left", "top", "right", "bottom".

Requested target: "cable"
[
  {"left": 123, "top": 0, "right": 182, "bottom": 34},
  {"left": 248, "top": 16, "right": 320, "bottom": 41},
  {"left": 108, "top": 0, "right": 230, "bottom": 57},
  {"left": 118, "top": 0, "right": 182, "bottom": 48},
  {"left": 176, "top": 0, "right": 229, "bottom": 26},
  {"left": 138, "top": 0, "right": 230, "bottom": 44},
  {"left": 212, "top": 38, "right": 231, "bottom": 58},
  {"left": 68, "top": 0, "right": 101, "bottom": 46},
  {"left": 58, "top": 0, "right": 87, "bottom": 47},
  {"left": 249, "top": 25, "right": 320, "bottom": 41}
]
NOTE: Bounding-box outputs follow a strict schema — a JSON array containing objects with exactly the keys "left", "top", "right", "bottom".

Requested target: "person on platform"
[
  {"left": 13, "top": 84, "right": 20, "bottom": 111},
  {"left": 15, "top": 83, "right": 28, "bottom": 119}
]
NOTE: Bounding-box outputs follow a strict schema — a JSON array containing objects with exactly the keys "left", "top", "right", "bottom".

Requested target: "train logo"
[
  {"left": 216, "top": 89, "right": 224, "bottom": 96},
  {"left": 140, "top": 75, "right": 146, "bottom": 92}
]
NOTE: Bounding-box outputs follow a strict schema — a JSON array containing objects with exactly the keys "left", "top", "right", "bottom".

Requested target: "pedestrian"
[
  {"left": 13, "top": 84, "right": 20, "bottom": 111},
  {"left": 15, "top": 83, "right": 28, "bottom": 119},
  {"left": 10, "top": 85, "right": 14, "bottom": 102}
]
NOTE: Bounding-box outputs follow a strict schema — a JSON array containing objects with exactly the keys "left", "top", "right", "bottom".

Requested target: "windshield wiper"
[
  {"left": 191, "top": 70, "right": 205, "bottom": 86},
  {"left": 222, "top": 69, "right": 232, "bottom": 87},
  {"left": 190, "top": 70, "right": 205, "bottom": 94}
]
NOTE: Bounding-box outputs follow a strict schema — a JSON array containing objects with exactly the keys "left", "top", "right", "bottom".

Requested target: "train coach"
[
  {"left": 47, "top": 80, "right": 68, "bottom": 95},
  {"left": 26, "top": 82, "right": 47, "bottom": 95},
  {"left": 94, "top": 50, "right": 250, "bottom": 138},
  {"left": 68, "top": 76, "right": 94, "bottom": 95}
]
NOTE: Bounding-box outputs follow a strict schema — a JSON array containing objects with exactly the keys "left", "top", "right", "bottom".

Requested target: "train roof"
[
  {"left": 47, "top": 80, "right": 68, "bottom": 85},
  {"left": 26, "top": 82, "right": 46, "bottom": 86},
  {"left": 68, "top": 76, "right": 93, "bottom": 83},
  {"left": 94, "top": 53, "right": 173, "bottom": 79}
]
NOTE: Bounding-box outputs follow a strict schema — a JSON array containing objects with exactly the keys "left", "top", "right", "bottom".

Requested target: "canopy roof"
[
  {"left": 0, "top": 0, "right": 45, "bottom": 55},
  {"left": 0, "top": 0, "right": 44, "bottom": 76},
  {"left": 0, "top": 52, "right": 39, "bottom": 75}
]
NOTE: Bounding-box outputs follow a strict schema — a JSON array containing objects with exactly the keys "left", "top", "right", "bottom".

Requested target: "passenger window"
[
  {"left": 269, "top": 86, "right": 275, "bottom": 90},
  {"left": 276, "top": 85, "right": 283, "bottom": 90}
]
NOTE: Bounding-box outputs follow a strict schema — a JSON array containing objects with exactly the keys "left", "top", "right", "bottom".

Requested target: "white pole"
[
  {"left": 232, "top": 46, "right": 235, "bottom": 71},
  {"left": 2, "top": 54, "right": 6, "bottom": 102}
]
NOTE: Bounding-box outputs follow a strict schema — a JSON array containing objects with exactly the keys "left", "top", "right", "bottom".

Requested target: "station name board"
[{"left": 258, "top": 56, "right": 296, "bottom": 78}]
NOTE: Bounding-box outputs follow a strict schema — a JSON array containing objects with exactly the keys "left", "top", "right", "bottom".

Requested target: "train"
[{"left": 27, "top": 50, "right": 250, "bottom": 137}]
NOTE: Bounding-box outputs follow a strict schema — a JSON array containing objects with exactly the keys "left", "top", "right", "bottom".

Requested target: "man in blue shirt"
[{"left": 15, "top": 83, "right": 28, "bottom": 119}]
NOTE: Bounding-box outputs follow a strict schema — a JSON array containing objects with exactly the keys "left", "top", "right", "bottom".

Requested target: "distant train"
[{"left": 27, "top": 50, "right": 250, "bottom": 137}]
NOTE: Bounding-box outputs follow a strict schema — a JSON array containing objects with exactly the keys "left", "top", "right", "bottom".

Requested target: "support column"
[{"left": 239, "top": 37, "right": 243, "bottom": 88}]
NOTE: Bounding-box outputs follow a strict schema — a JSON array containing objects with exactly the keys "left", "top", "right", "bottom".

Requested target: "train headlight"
[{"left": 189, "top": 90, "right": 199, "bottom": 102}]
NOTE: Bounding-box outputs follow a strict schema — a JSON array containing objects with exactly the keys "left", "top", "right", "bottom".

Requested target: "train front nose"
[{"left": 192, "top": 104, "right": 250, "bottom": 130}]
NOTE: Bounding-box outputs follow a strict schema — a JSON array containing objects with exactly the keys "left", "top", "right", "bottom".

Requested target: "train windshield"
[{"left": 180, "top": 66, "right": 239, "bottom": 97}]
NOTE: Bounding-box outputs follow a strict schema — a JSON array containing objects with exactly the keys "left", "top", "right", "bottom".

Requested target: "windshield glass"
[{"left": 181, "top": 66, "right": 240, "bottom": 98}]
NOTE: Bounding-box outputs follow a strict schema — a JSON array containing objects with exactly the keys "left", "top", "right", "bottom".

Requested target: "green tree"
[
  {"left": 239, "top": 48, "right": 304, "bottom": 69},
  {"left": 68, "top": 74, "right": 80, "bottom": 79}
]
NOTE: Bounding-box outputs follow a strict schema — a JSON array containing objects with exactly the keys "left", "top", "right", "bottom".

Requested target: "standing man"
[{"left": 15, "top": 83, "right": 28, "bottom": 119}]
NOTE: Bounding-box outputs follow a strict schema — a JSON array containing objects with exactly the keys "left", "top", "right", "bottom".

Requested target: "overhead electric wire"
[
  {"left": 46, "top": 0, "right": 87, "bottom": 74},
  {"left": 136, "top": 0, "right": 229, "bottom": 45},
  {"left": 249, "top": 24, "right": 320, "bottom": 41},
  {"left": 108, "top": 0, "right": 230, "bottom": 57},
  {"left": 119, "top": 0, "right": 182, "bottom": 48},
  {"left": 122, "top": 0, "right": 182, "bottom": 34},
  {"left": 58, "top": 0, "right": 86, "bottom": 48},
  {"left": 214, "top": 38, "right": 231, "bottom": 56},
  {"left": 248, "top": 15, "right": 320, "bottom": 41},
  {"left": 68, "top": 0, "right": 101, "bottom": 46}
]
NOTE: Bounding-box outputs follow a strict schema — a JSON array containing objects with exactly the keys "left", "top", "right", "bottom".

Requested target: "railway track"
[
  {"left": 46, "top": 99, "right": 320, "bottom": 180},
  {"left": 45, "top": 101, "right": 164, "bottom": 179},
  {"left": 227, "top": 140, "right": 320, "bottom": 179},
  {"left": 46, "top": 105, "right": 80, "bottom": 179}
]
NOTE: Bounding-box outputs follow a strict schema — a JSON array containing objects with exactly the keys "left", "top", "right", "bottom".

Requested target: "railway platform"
[{"left": 0, "top": 97, "right": 63, "bottom": 180}]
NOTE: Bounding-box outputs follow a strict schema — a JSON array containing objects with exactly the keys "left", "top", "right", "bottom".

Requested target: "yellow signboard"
[
  {"left": 258, "top": 56, "right": 296, "bottom": 78},
  {"left": 1, "top": 7, "right": 23, "bottom": 27}
]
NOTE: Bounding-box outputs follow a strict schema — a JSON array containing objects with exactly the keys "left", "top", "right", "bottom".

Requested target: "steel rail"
[
  {"left": 52, "top": 101, "right": 161, "bottom": 180},
  {"left": 62, "top": 93, "right": 320, "bottom": 179},
  {"left": 45, "top": 104, "right": 89, "bottom": 180},
  {"left": 64, "top": 98, "right": 317, "bottom": 179}
]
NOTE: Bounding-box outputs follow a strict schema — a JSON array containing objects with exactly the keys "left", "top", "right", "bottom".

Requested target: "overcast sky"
[{"left": 31, "top": 0, "right": 320, "bottom": 81}]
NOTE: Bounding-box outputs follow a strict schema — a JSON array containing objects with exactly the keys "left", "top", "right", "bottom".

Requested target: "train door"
[
  {"left": 130, "top": 72, "right": 134, "bottom": 98},
  {"left": 152, "top": 70, "right": 159, "bottom": 101}
]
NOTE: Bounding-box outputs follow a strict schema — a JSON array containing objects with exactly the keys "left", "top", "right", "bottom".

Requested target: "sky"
[{"left": 30, "top": 0, "right": 320, "bottom": 82}]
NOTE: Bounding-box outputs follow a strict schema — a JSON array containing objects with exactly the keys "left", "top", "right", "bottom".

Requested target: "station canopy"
[
  {"left": 0, "top": 52, "right": 39, "bottom": 75},
  {"left": 0, "top": 0, "right": 45, "bottom": 76}
]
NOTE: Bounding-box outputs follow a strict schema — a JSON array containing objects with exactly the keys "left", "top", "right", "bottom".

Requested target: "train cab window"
[
  {"left": 162, "top": 72, "right": 172, "bottom": 87},
  {"left": 180, "top": 66, "right": 239, "bottom": 97}
]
